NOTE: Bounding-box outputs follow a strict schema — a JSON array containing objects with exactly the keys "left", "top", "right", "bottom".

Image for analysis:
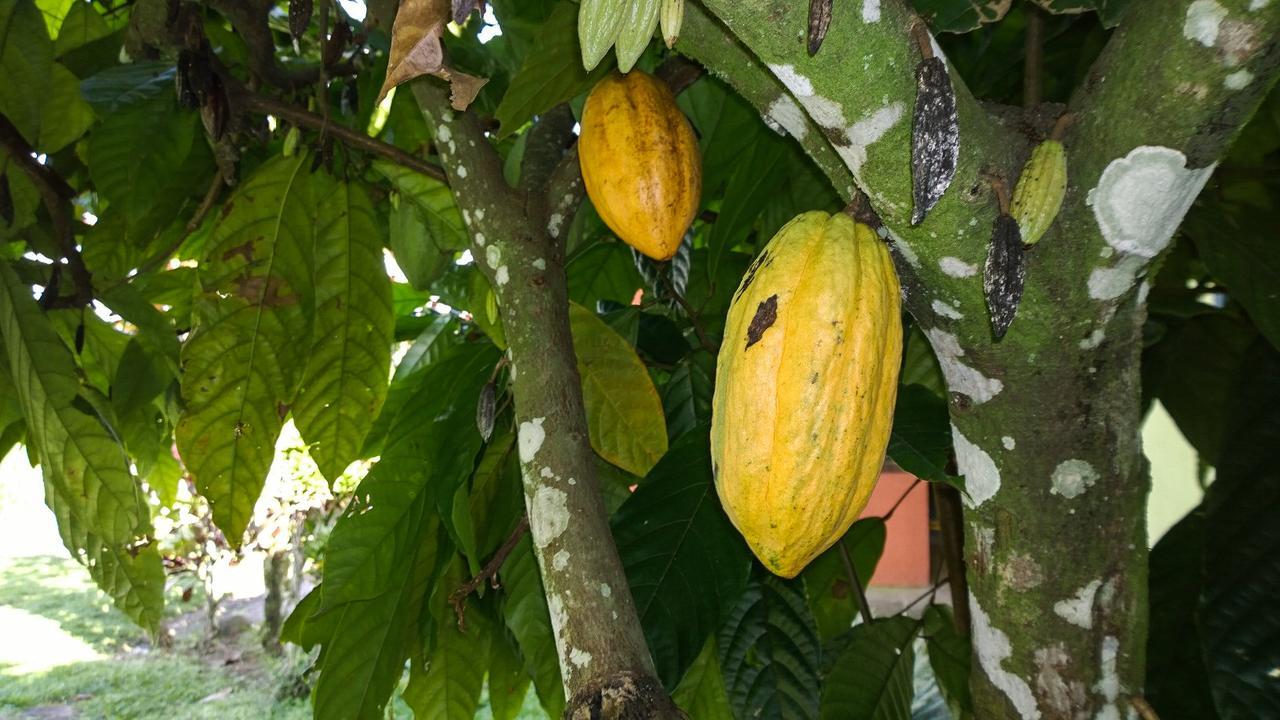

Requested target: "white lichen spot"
[
  {"left": 1051, "top": 459, "right": 1100, "bottom": 499},
  {"left": 1054, "top": 579, "right": 1102, "bottom": 629},
  {"left": 952, "top": 425, "right": 1000, "bottom": 508},
  {"left": 971, "top": 596, "right": 1041, "bottom": 720},
  {"left": 532, "top": 258, "right": 547, "bottom": 270},
  {"left": 553, "top": 549, "right": 570, "bottom": 571},
  {"left": 495, "top": 266, "right": 509, "bottom": 286},
  {"left": 462, "top": 209, "right": 471, "bottom": 224},
  {"left": 1225, "top": 69, "right": 1254, "bottom": 89},
  {"left": 1035, "top": 645, "right": 1086, "bottom": 717},
  {"left": 474, "top": 208, "right": 485, "bottom": 221},
  {"left": 1094, "top": 636, "right": 1122, "bottom": 720},
  {"left": 600, "top": 583, "right": 612, "bottom": 598},
  {"left": 974, "top": 526, "right": 995, "bottom": 568},
  {"left": 765, "top": 94, "right": 808, "bottom": 141},
  {"left": 1184, "top": 0, "right": 1227, "bottom": 46},
  {"left": 1002, "top": 436, "right": 1016, "bottom": 451},
  {"left": 940, "top": 256, "right": 979, "bottom": 278},
  {"left": 1250, "top": 0, "right": 1271, "bottom": 9},
  {"left": 567, "top": 477, "right": 577, "bottom": 485},
  {"left": 1089, "top": 146, "right": 1215, "bottom": 261},
  {"left": 546, "top": 213, "right": 565, "bottom": 237},
  {"left": 456, "top": 165, "right": 468, "bottom": 179},
  {"left": 569, "top": 647, "right": 593, "bottom": 669},
  {"left": 485, "top": 244, "right": 502, "bottom": 269},
  {"left": 885, "top": 228, "right": 921, "bottom": 268},
  {"left": 518, "top": 417, "right": 546, "bottom": 463},
  {"left": 530, "top": 485, "right": 569, "bottom": 548},
  {"left": 932, "top": 299, "right": 964, "bottom": 320},
  {"left": 835, "top": 103, "right": 906, "bottom": 178},
  {"left": 1079, "top": 329, "right": 1106, "bottom": 350},
  {"left": 1087, "top": 256, "right": 1145, "bottom": 301},
  {"left": 925, "top": 329, "right": 1004, "bottom": 404},
  {"left": 540, "top": 466, "right": 556, "bottom": 479},
  {"left": 436, "top": 124, "right": 453, "bottom": 143},
  {"left": 547, "top": 594, "right": 567, "bottom": 635},
  {"left": 862, "top": 0, "right": 881, "bottom": 22},
  {"left": 766, "top": 64, "right": 814, "bottom": 97}
]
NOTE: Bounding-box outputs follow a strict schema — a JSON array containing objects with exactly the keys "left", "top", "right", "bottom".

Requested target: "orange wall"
[{"left": 859, "top": 469, "right": 932, "bottom": 588}]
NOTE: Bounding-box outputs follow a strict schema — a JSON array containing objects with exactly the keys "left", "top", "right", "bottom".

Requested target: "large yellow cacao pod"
[
  {"left": 711, "top": 212, "right": 902, "bottom": 578},
  {"left": 1010, "top": 139, "right": 1067, "bottom": 246},
  {"left": 579, "top": 71, "right": 701, "bottom": 262}
]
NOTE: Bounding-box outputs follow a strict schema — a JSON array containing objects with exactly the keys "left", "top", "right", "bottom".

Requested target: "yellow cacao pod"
[
  {"left": 1010, "top": 139, "right": 1067, "bottom": 246},
  {"left": 660, "top": 0, "right": 683, "bottom": 48},
  {"left": 711, "top": 212, "right": 902, "bottom": 578},
  {"left": 578, "top": 0, "right": 626, "bottom": 71},
  {"left": 615, "top": 0, "right": 661, "bottom": 73},
  {"left": 579, "top": 71, "right": 701, "bottom": 261}
]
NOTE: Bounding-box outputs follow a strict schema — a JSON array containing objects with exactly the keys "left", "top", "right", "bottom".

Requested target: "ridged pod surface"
[
  {"left": 1010, "top": 139, "right": 1067, "bottom": 246},
  {"left": 615, "top": 0, "right": 661, "bottom": 72},
  {"left": 660, "top": 0, "right": 683, "bottom": 48},
  {"left": 579, "top": 71, "right": 701, "bottom": 261},
  {"left": 578, "top": 0, "right": 626, "bottom": 71},
  {"left": 711, "top": 212, "right": 902, "bottom": 578}
]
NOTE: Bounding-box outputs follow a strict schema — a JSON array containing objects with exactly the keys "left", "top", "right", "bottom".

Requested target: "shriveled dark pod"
[
  {"left": 807, "top": 0, "right": 832, "bottom": 56},
  {"left": 909, "top": 24, "right": 959, "bottom": 226},
  {"left": 983, "top": 177, "right": 1024, "bottom": 339},
  {"left": 476, "top": 381, "right": 497, "bottom": 442},
  {"left": 289, "top": 0, "right": 313, "bottom": 43}
]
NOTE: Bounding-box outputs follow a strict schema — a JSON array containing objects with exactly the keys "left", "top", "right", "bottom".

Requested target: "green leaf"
[
  {"left": 678, "top": 76, "right": 766, "bottom": 200},
  {"left": 493, "top": 0, "right": 611, "bottom": 138},
  {"left": 38, "top": 62, "right": 94, "bottom": 152},
  {"left": 34, "top": 0, "right": 73, "bottom": 35},
  {"left": 374, "top": 160, "right": 469, "bottom": 252},
  {"left": 922, "top": 606, "right": 972, "bottom": 719},
  {"left": 0, "top": 260, "right": 163, "bottom": 631},
  {"left": 500, "top": 536, "right": 565, "bottom": 719},
  {"left": 888, "top": 384, "right": 963, "bottom": 491},
  {"left": 569, "top": 301, "right": 668, "bottom": 475},
  {"left": 292, "top": 181, "right": 394, "bottom": 482},
  {"left": 88, "top": 93, "right": 199, "bottom": 222},
  {"left": 566, "top": 240, "right": 645, "bottom": 310},
  {"left": 176, "top": 155, "right": 322, "bottom": 543},
  {"left": 612, "top": 428, "right": 752, "bottom": 688},
  {"left": 1027, "top": 0, "right": 1131, "bottom": 26},
  {"left": 487, "top": 630, "right": 533, "bottom": 720},
  {"left": 802, "top": 518, "right": 887, "bottom": 641},
  {"left": 54, "top": 0, "right": 112, "bottom": 56},
  {"left": 391, "top": 197, "right": 455, "bottom": 291},
  {"left": 819, "top": 616, "right": 919, "bottom": 720},
  {"left": 79, "top": 61, "right": 174, "bottom": 113},
  {"left": 99, "top": 282, "right": 181, "bottom": 376},
  {"left": 404, "top": 588, "right": 489, "bottom": 719},
  {"left": 320, "top": 345, "right": 495, "bottom": 611},
  {"left": 468, "top": 431, "right": 524, "bottom": 561},
  {"left": 673, "top": 635, "right": 734, "bottom": 719},
  {"left": 660, "top": 349, "right": 714, "bottom": 442},
  {"left": 1191, "top": 220, "right": 1280, "bottom": 353},
  {"left": 718, "top": 572, "right": 822, "bottom": 720},
  {"left": 0, "top": 0, "right": 54, "bottom": 140},
  {"left": 912, "top": 0, "right": 1013, "bottom": 33},
  {"left": 900, "top": 324, "right": 947, "bottom": 400},
  {"left": 707, "top": 133, "right": 789, "bottom": 277},
  {"left": 0, "top": 168, "right": 40, "bottom": 238}
]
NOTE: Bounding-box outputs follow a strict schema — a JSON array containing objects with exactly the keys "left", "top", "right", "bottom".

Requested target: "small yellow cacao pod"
[
  {"left": 660, "top": 0, "right": 683, "bottom": 49},
  {"left": 1010, "top": 139, "right": 1067, "bottom": 246},
  {"left": 615, "top": 0, "right": 661, "bottom": 73},
  {"left": 712, "top": 212, "right": 903, "bottom": 578},
  {"left": 579, "top": 71, "right": 702, "bottom": 261},
  {"left": 578, "top": 0, "right": 627, "bottom": 71}
]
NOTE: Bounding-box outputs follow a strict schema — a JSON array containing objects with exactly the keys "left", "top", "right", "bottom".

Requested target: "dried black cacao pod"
[
  {"left": 340, "top": 79, "right": 359, "bottom": 117},
  {"left": 323, "top": 20, "right": 351, "bottom": 68},
  {"left": 0, "top": 174, "right": 13, "bottom": 225},
  {"left": 476, "top": 381, "right": 496, "bottom": 442},
  {"left": 175, "top": 51, "right": 200, "bottom": 109},
  {"left": 807, "top": 0, "right": 832, "bottom": 56},
  {"left": 984, "top": 214, "right": 1024, "bottom": 339},
  {"left": 910, "top": 40, "right": 959, "bottom": 226},
  {"left": 200, "top": 74, "right": 229, "bottom": 141},
  {"left": 289, "top": 0, "right": 313, "bottom": 43}
]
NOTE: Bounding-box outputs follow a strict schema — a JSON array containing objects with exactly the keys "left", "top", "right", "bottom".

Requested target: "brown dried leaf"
[
  {"left": 378, "top": 0, "right": 450, "bottom": 102},
  {"left": 807, "top": 0, "right": 832, "bottom": 56},
  {"left": 452, "top": 0, "right": 481, "bottom": 25},
  {"left": 445, "top": 70, "right": 489, "bottom": 110}
]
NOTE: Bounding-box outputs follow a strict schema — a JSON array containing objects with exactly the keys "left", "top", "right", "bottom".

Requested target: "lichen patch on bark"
[
  {"left": 1054, "top": 579, "right": 1103, "bottom": 629},
  {"left": 1086, "top": 146, "right": 1215, "bottom": 259},
  {"left": 952, "top": 424, "right": 1001, "bottom": 507},
  {"left": 1050, "top": 459, "right": 1099, "bottom": 500},
  {"left": 531, "top": 485, "right": 570, "bottom": 548},
  {"left": 927, "top": 329, "right": 1003, "bottom": 404},
  {"left": 1184, "top": 0, "right": 1227, "bottom": 46},
  {"left": 972, "top": 595, "right": 1041, "bottom": 719},
  {"left": 939, "top": 256, "right": 979, "bottom": 278},
  {"left": 518, "top": 417, "right": 546, "bottom": 463}
]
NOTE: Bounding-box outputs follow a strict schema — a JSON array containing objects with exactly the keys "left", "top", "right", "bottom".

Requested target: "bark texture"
[
  {"left": 411, "top": 82, "right": 680, "bottom": 718},
  {"left": 689, "top": 0, "right": 1280, "bottom": 717}
]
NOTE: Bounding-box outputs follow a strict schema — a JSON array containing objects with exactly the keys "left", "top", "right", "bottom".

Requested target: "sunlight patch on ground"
[{"left": 0, "top": 606, "right": 104, "bottom": 674}]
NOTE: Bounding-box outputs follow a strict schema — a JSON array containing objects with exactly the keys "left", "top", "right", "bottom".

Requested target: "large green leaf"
[
  {"left": 88, "top": 93, "right": 200, "bottom": 222},
  {"left": 718, "top": 573, "right": 822, "bottom": 720},
  {"left": 176, "top": 155, "right": 322, "bottom": 543},
  {"left": 493, "top": 0, "right": 611, "bottom": 138},
  {"left": 678, "top": 75, "right": 767, "bottom": 201},
  {"left": 912, "top": 0, "right": 1013, "bottom": 33},
  {"left": 292, "top": 181, "right": 394, "bottom": 482},
  {"left": 374, "top": 160, "right": 468, "bottom": 252},
  {"left": 320, "top": 345, "right": 495, "bottom": 611},
  {"left": 569, "top": 301, "right": 668, "bottom": 475},
  {"left": 1146, "top": 511, "right": 1218, "bottom": 720},
  {"left": 404, "top": 562, "right": 489, "bottom": 720},
  {"left": 707, "top": 133, "right": 789, "bottom": 277},
  {"left": 390, "top": 196, "right": 456, "bottom": 291},
  {"left": 54, "top": 0, "right": 112, "bottom": 56},
  {"left": 888, "top": 384, "right": 963, "bottom": 491},
  {"left": 612, "top": 428, "right": 752, "bottom": 688},
  {"left": 565, "top": 240, "right": 645, "bottom": 310},
  {"left": 803, "top": 518, "right": 887, "bottom": 641},
  {"left": 1191, "top": 219, "right": 1280, "bottom": 353},
  {"left": 500, "top": 536, "right": 565, "bottom": 719},
  {"left": 819, "top": 616, "right": 919, "bottom": 720},
  {"left": 672, "top": 637, "right": 734, "bottom": 720},
  {"left": 0, "top": 0, "right": 54, "bottom": 140},
  {"left": 660, "top": 349, "right": 714, "bottom": 442},
  {"left": 79, "top": 61, "right": 174, "bottom": 113},
  {"left": 1028, "top": 0, "right": 1131, "bottom": 26},
  {"left": 488, "top": 630, "right": 534, "bottom": 720},
  {"left": 922, "top": 606, "right": 972, "bottom": 720},
  {"left": 0, "top": 260, "right": 163, "bottom": 631},
  {"left": 38, "top": 62, "right": 93, "bottom": 152}
]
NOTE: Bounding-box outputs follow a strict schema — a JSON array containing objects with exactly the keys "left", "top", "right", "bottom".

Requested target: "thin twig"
[
  {"left": 892, "top": 577, "right": 949, "bottom": 618},
  {"left": 1024, "top": 3, "right": 1045, "bottom": 108},
  {"left": 1130, "top": 696, "right": 1161, "bottom": 720},
  {"left": 881, "top": 477, "right": 922, "bottom": 522},
  {"left": 661, "top": 274, "right": 718, "bottom": 354},
  {"left": 934, "top": 482, "right": 970, "bottom": 634},
  {"left": 235, "top": 88, "right": 449, "bottom": 183},
  {"left": 187, "top": 170, "right": 225, "bottom": 232},
  {"left": 449, "top": 515, "right": 530, "bottom": 631},
  {"left": 837, "top": 541, "right": 874, "bottom": 623}
]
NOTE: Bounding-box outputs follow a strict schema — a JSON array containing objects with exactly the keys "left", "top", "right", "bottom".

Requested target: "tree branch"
[
  {"left": 0, "top": 113, "right": 93, "bottom": 307},
  {"left": 207, "top": 0, "right": 353, "bottom": 90}
]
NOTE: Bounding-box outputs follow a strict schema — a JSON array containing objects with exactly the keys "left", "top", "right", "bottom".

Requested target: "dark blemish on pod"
[
  {"left": 734, "top": 250, "right": 774, "bottom": 303},
  {"left": 745, "top": 294, "right": 779, "bottom": 350}
]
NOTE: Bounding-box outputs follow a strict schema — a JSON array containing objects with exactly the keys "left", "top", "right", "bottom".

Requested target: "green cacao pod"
[
  {"left": 1010, "top": 139, "right": 1067, "bottom": 246},
  {"left": 711, "top": 211, "right": 903, "bottom": 578},
  {"left": 660, "top": 0, "right": 683, "bottom": 48},
  {"left": 615, "top": 0, "right": 661, "bottom": 73},
  {"left": 579, "top": 0, "right": 627, "bottom": 71}
]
